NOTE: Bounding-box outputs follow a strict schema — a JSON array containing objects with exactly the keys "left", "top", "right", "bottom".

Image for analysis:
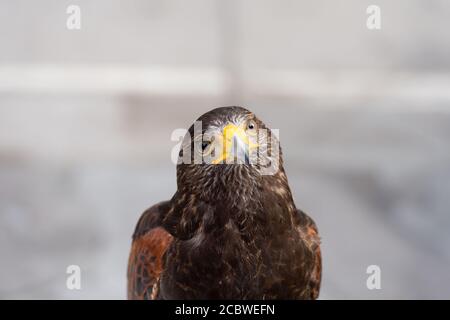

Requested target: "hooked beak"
[
  {"left": 211, "top": 124, "right": 257, "bottom": 164},
  {"left": 231, "top": 134, "right": 250, "bottom": 164}
]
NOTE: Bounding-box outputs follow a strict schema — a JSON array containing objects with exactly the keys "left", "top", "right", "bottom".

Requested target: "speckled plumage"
[{"left": 127, "top": 106, "right": 321, "bottom": 300}]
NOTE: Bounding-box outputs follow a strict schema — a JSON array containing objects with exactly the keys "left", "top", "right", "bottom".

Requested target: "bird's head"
[
  {"left": 176, "top": 106, "right": 282, "bottom": 197},
  {"left": 162, "top": 107, "right": 294, "bottom": 240}
]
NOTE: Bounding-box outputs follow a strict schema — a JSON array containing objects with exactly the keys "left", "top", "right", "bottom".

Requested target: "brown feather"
[
  {"left": 127, "top": 106, "right": 322, "bottom": 300},
  {"left": 127, "top": 204, "right": 173, "bottom": 299}
]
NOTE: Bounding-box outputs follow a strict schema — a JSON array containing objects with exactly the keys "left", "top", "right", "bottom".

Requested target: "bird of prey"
[{"left": 127, "top": 106, "right": 321, "bottom": 299}]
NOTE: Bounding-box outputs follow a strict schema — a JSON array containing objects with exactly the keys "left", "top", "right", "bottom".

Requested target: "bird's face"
[
  {"left": 195, "top": 114, "right": 259, "bottom": 166},
  {"left": 177, "top": 107, "right": 281, "bottom": 191}
]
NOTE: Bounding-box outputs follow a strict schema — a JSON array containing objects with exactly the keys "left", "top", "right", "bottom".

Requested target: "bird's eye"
[
  {"left": 246, "top": 120, "right": 257, "bottom": 134},
  {"left": 201, "top": 141, "right": 210, "bottom": 151},
  {"left": 197, "top": 134, "right": 214, "bottom": 156}
]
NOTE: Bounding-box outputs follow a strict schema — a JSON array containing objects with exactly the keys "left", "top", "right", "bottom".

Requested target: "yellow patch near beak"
[{"left": 211, "top": 124, "right": 258, "bottom": 164}]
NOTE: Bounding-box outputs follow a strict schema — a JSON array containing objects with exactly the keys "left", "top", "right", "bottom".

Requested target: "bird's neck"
[{"left": 163, "top": 167, "right": 296, "bottom": 241}]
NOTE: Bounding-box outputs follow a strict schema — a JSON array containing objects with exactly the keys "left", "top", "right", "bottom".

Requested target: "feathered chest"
[{"left": 159, "top": 202, "right": 308, "bottom": 299}]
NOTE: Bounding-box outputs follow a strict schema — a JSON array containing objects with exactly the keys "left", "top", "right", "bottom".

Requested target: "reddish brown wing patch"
[
  {"left": 310, "top": 245, "right": 322, "bottom": 299},
  {"left": 296, "top": 210, "right": 322, "bottom": 300},
  {"left": 127, "top": 227, "right": 173, "bottom": 299},
  {"left": 304, "top": 224, "right": 322, "bottom": 299}
]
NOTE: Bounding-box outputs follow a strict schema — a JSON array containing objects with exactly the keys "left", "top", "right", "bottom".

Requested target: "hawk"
[{"left": 127, "top": 106, "right": 321, "bottom": 299}]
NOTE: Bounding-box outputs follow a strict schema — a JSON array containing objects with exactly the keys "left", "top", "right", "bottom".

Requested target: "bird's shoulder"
[
  {"left": 128, "top": 201, "right": 173, "bottom": 299},
  {"left": 294, "top": 208, "right": 320, "bottom": 248},
  {"left": 132, "top": 201, "right": 171, "bottom": 239},
  {"left": 293, "top": 208, "right": 322, "bottom": 299}
]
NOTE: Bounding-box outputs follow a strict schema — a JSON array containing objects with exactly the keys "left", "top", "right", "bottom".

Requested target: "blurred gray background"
[{"left": 1, "top": 0, "right": 450, "bottom": 299}]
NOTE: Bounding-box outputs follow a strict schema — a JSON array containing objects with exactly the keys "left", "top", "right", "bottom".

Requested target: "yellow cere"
[{"left": 211, "top": 123, "right": 259, "bottom": 164}]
